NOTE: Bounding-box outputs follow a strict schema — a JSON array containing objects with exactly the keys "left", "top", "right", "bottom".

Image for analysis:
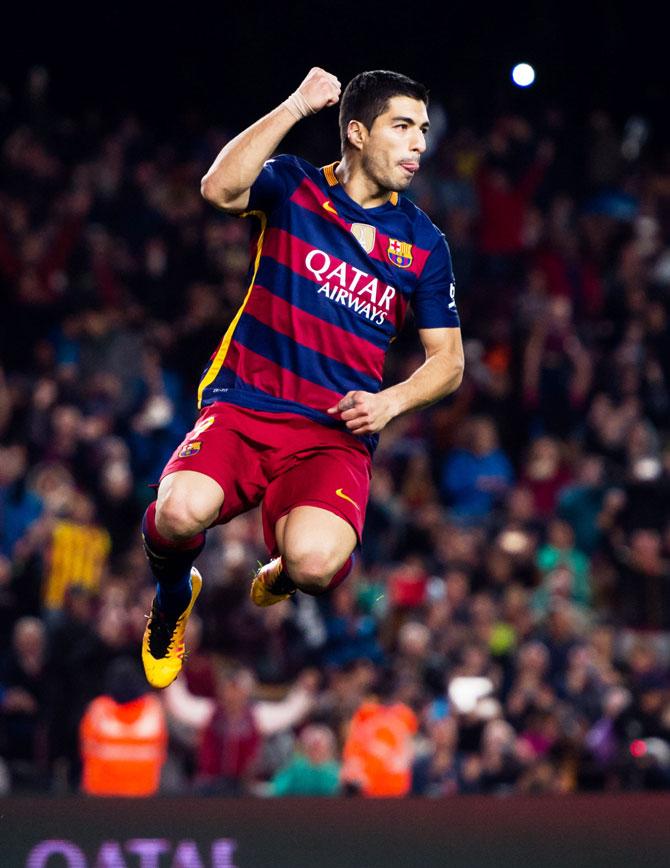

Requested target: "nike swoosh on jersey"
[
  {"left": 335, "top": 488, "right": 360, "bottom": 511},
  {"left": 322, "top": 200, "right": 338, "bottom": 215}
]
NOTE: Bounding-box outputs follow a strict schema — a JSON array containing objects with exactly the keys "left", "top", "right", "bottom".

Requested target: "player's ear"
[{"left": 347, "top": 120, "right": 367, "bottom": 151}]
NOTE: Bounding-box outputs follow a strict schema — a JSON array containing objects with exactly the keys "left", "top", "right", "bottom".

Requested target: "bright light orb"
[{"left": 512, "top": 63, "right": 535, "bottom": 88}]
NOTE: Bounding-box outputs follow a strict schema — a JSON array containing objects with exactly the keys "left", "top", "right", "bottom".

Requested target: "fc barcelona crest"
[
  {"left": 351, "top": 223, "right": 376, "bottom": 254},
  {"left": 387, "top": 238, "right": 413, "bottom": 268},
  {"left": 178, "top": 440, "right": 202, "bottom": 458}
]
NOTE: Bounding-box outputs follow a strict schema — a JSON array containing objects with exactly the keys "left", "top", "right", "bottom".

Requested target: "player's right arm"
[{"left": 200, "top": 68, "right": 341, "bottom": 213}]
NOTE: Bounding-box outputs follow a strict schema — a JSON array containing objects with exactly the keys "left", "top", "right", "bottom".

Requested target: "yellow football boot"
[
  {"left": 141, "top": 567, "right": 202, "bottom": 688},
  {"left": 250, "top": 557, "right": 296, "bottom": 607}
]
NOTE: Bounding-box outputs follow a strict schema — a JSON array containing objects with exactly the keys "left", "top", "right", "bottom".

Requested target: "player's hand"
[
  {"left": 290, "top": 68, "right": 341, "bottom": 116},
  {"left": 327, "top": 390, "right": 395, "bottom": 435},
  {"left": 297, "top": 67, "right": 341, "bottom": 111}
]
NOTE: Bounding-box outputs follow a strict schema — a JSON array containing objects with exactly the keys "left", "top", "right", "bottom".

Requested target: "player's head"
[{"left": 339, "top": 70, "right": 429, "bottom": 192}]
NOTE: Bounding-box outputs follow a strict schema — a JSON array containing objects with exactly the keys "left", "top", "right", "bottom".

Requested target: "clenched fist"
[
  {"left": 283, "top": 67, "right": 341, "bottom": 120},
  {"left": 327, "top": 390, "right": 396, "bottom": 435}
]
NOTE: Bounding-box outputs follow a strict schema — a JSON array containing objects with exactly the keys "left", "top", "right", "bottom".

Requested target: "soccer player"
[{"left": 141, "top": 67, "right": 464, "bottom": 688}]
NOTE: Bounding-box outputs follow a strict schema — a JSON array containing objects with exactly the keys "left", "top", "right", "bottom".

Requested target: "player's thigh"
[{"left": 263, "top": 446, "right": 370, "bottom": 559}]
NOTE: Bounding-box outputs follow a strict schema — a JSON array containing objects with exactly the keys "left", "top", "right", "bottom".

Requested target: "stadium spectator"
[
  {"left": 0, "top": 444, "right": 43, "bottom": 559},
  {"left": 163, "top": 663, "right": 317, "bottom": 795},
  {"left": 42, "top": 491, "right": 110, "bottom": 613},
  {"left": 440, "top": 416, "right": 514, "bottom": 522},
  {"left": 0, "top": 617, "right": 50, "bottom": 791},
  {"left": 79, "top": 656, "right": 167, "bottom": 797},
  {"left": 532, "top": 519, "right": 592, "bottom": 614},
  {"left": 411, "top": 711, "right": 459, "bottom": 796},
  {"left": 341, "top": 685, "right": 418, "bottom": 797},
  {"left": 269, "top": 724, "right": 341, "bottom": 796}
]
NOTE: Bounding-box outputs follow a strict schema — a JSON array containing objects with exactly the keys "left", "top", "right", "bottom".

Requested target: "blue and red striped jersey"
[{"left": 198, "top": 155, "right": 459, "bottom": 451}]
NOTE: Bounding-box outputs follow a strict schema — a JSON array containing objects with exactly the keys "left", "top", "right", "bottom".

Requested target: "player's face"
[{"left": 361, "top": 96, "right": 429, "bottom": 193}]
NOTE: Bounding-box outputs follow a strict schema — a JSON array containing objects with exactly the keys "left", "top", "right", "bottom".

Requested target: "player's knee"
[
  {"left": 284, "top": 547, "right": 341, "bottom": 593},
  {"left": 156, "top": 490, "right": 218, "bottom": 540}
]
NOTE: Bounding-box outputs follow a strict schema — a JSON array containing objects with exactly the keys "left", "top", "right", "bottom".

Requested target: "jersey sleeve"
[
  {"left": 411, "top": 234, "right": 460, "bottom": 329},
  {"left": 245, "top": 154, "right": 301, "bottom": 214}
]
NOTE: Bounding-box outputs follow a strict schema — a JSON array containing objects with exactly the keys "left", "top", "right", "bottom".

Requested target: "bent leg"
[
  {"left": 255, "top": 438, "right": 370, "bottom": 604},
  {"left": 143, "top": 470, "right": 224, "bottom": 616},
  {"left": 277, "top": 506, "right": 357, "bottom": 595}
]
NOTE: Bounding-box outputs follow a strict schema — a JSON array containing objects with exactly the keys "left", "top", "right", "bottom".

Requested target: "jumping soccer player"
[{"left": 141, "top": 67, "right": 464, "bottom": 688}]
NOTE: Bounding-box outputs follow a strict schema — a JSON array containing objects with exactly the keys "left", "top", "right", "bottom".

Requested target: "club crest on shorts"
[
  {"left": 350, "top": 222, "right": 376, "bottom": 254},
  {"left": 178, "top": 440, "right": 202, "bottom": 458},
  {"left": 387, "top": 238, "right": 413, "bottom": 268}
]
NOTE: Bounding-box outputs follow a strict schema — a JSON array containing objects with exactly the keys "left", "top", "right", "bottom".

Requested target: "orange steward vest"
[
  {"left": 342, "top": 700, "right": 418, "bottom": 797},
  {"left": 80, "top": 694, "right": 167, "bottom": 796}
]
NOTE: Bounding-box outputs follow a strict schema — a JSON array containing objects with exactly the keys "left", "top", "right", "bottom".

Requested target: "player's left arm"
[{"left": 327, "top": 326, "right": 464, "bottom": 435}]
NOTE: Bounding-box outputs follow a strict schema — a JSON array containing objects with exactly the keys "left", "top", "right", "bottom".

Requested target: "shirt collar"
[{"left": 321, "top": 161, "right": 399, "bottom": 206}]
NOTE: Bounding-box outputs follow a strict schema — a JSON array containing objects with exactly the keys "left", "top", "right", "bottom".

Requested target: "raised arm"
[
  {"left": 328, "top": 326, "right": 464, "bottom": 435},
  {"left": 200, "top": 67, "right": 341, "bottom": 213}
]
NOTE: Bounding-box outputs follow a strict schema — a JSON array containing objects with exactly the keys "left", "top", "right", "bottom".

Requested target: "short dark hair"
[{"left": 339, "top": 70, "right": 428, "bottom": 152}]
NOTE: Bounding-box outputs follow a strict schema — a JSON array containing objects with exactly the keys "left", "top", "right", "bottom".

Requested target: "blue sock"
[
  {"left": 142, "top": 502, "right": 204, "bottom": 618},
  {"left": 155, "top": 572, "right": 193, "bottom": 619}
]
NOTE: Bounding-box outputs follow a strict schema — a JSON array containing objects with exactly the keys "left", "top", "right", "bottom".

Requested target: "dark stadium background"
[{"left": 2, "top": 1, "right": 667, "bottom": 128}]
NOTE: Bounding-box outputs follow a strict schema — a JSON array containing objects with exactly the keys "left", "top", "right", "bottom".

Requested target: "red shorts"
[{"left": 160, "top": 403, "right": 372, "bottom": 556}]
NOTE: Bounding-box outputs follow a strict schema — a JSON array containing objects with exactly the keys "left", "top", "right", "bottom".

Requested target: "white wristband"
[{"left": 282, "top": 90, "right": 316, "bottom": 120}]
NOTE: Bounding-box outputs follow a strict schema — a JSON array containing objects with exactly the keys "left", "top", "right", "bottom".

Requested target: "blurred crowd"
[{"left": 1, "top": 71, "right": 670, "bottom": 797}]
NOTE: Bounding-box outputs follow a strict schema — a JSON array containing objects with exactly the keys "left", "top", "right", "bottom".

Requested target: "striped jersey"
[{"left": 198, "top": 155, "right": 459, "bottom": 451}]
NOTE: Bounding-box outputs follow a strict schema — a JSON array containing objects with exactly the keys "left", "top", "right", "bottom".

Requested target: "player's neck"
[{"left": 335, "top": 157, "right": 393, "bottom": 210}]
